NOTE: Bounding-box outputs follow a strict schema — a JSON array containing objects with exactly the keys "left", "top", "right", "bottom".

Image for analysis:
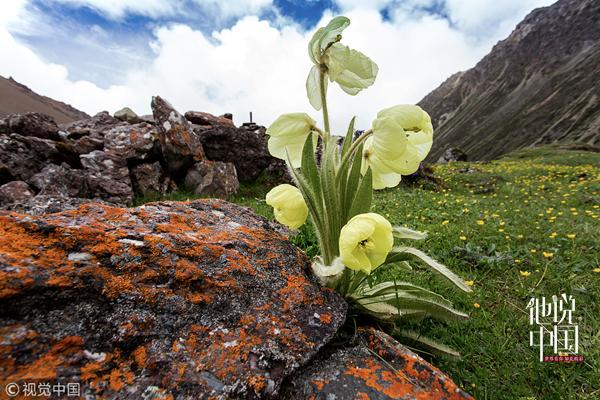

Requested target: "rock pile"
[{"left": 0, "top": 98, "right": 283, "bottom": 213}]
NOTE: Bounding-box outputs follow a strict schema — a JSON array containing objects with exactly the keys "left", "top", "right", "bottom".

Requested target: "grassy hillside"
[{"left": 139, "top": 145, "right": 600, "bottom": 399}]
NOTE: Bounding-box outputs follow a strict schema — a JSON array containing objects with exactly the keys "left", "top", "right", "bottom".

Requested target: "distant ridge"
[
  {"left": 419, "top": 0, "right": 600, "bottom": 161},
  {"left": 0, "top": 75, "right": 89, "bottom": 123}
]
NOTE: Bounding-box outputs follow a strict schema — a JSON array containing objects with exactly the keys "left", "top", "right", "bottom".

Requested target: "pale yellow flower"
[
  {"left": 361, "top": 105, "right": 433, "bottom": 189},
  {"left": 519, "top": 270, "right": 531, "bottom": 277},
  {"left": 266, "top": 113, "right": 317, "bottom": 168},
  {"left": 265, "top": 184, "right": 308, "bottom": 229},
  {"left": 339, "top": 213, "right": 393, "bottom": 274},
  {"left": 464, "top": 280, "right": 474, "bottom": 287},
  {"left": 473, "top": 303, "right": 481, "bottom": 308}
]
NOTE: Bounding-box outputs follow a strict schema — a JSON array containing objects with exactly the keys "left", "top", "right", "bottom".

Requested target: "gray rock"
[
  {"left": 0, "top": 199, "right": 347, "bottom": 398},
  {"left": 130, "top": 162, "right": 171, "bottom": 196},
  {"left": 0, "top": 181, "right": 35, "bottom": 205},
  {"left": 0, "top": 112, "right": 60, "bottom": 140},
  {"left": 184, "top": 111, "right": 235, "bottom": 127},
  {"left": 28, "top": 164, "right": 87, "bottom": 198},
  {"left": 151, "top": 96, "right": 205, "bottom": 177},
  {"left": 184, "top": 160, "right": 239, "bottom": 198},
  {"left": 103, "top": 122, "right": 158, "bottom": 161},
  {"left": 80, "top": 150, "right": 133, "bottom": 204},
  {"left": 0, "top": 195, "right": 112, "bottom": 215},
  {"left": 437, "top": 147, "right": 468, "bottom": 163},
  {"left": 59, "top": 111, "right": 121, "bottom": 140},
  {"left": 113, "top": 107, "right": 142, "bottom": 124}
]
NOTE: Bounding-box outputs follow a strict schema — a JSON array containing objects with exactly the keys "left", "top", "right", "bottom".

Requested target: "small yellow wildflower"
[
  {"left": 567, "top": 234, "right": 576, "bottom": 239},
  {"left": 515, "top": 259, "right": 522, "bottom": 264},
  {"left": 530, "top": 249, "right": 537, "bottom": 254},
  {"left": 464, "top": 280, "right": 474, "bottom": 287},
  {"left": 476, "top": 220, "right": 485, "bottom": 225},
  {"left": 543, "top": 252, "right": 554, "bottom": 259},
  {"left": 473, "top": 303, "right": 481, "bottom": 308},
  {"left": 441, "top": 220, "right": 449, "bottom": 225},
  {"left": 517, "top": 234, "right": 524, "bottom": 239},
  {"left": 460, "top": 235, "right": 467, "bottom": 241},
  {"left": 592, "top": 268, "right": 600, "bottom": 273},
  {"left": 519, "top": 270, "right": 531, "bottom": 277}
]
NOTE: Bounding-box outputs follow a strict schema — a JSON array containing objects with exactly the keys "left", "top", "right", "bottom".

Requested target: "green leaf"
[
  {"left": 320, "top": 137, "right": 341, "bottom": 255},
  {"left": 392, "top": 329, "right": 461, "bottom": 359},
  {"left": 300, "top": 133, "right": 321, "bottom": 196},
  {"left": 342, "top": 142, "right": 364, "bottom": 221},
  {"left": 340, "top": 116, "right": 356, "bottom": 158},
  {"left": 348, "top": 166, "right": 372, "bottom": 219},
  {"left": 393, "top": 246, "right": 473, "bottom": 292}
]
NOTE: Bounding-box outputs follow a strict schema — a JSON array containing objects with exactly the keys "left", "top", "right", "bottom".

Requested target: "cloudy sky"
[{"left": 1, "top": 0, "right": 554, "bottom": 132}]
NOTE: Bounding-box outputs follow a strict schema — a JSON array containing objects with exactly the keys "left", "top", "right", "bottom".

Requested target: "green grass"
[{"left": 137, "top": 145, "right": 600, "bottom": 399}]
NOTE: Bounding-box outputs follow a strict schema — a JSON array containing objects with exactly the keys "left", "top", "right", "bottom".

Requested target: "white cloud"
[{"left": 0, "top": 0, "right": 554, "bottom": 134}]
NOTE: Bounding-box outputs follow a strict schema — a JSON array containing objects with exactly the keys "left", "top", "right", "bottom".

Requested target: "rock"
[
  {"left": 185, "top": 111, "right": 236, "bottom": 127},
  {"left": 0, "top": 134, "right": 80, "bottom": 182},
  {"left": 139, "top": 114, "right": 156, "bottom": 124},
  {"left": 103, "top": 122, "right": 158, "bottom": 161},
  {"left": 28, "top": 164, "right": 88, "bottom": 197},
  {"left": 221, "top": 113, "right": 233, "bottom": 120},
  {"left": 184, "top": 160, "right": 239, "bottom": 198},
  {"left": 151, "top": 96, "right": 205, "bottom": 177},
  {"left": 283, "top": 327, "right": 472, "bottom": 399},
  {"left": 59, "top": 111, "right": 121, "bottom": 140},
  {"left": 130, "top": 162, "right": 171, "bottom": 196},
  {"left": 0, "top": 112, "right": 60, "bottom": 140},
  {"left": 195, "top": 124, "right": 274, "bottom": 182},
  {"left": 0, "top": 181, "right": 35, "bottom": 205},
  {"left": 0, "top": 161, "right": 12, "bottom": 185},
  {"left": 72, "top": 135, "right": 104, "bottom": 154},
  {"left": 0, "top": 195, "right": 111, "bottom": 215},
  {"left": 113, "top": 107, "right": 142, "bottom": 124},
  {"left": 437, "top": 147, "right": 468, "bottom": 163},
  {"left": 0, "top": 199, "right": 347, "bottom": 398},
  {"left": 80, "top": 150, "right": 133, "bottom": 204}
]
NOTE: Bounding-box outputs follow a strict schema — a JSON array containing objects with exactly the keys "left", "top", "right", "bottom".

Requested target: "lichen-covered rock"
[
  {"left": 27, "top": 163, "right": 88, "bottom": 197},
  {"left": 80, "top": 150, "right": 133, "bottom": 204},
  {"left": 59, "top": 111, "right": 121, "bottom": 140},
  {"left": 0, "top": 112, "right": 60, "bottom": 140},
  {"left": 152, "top": 96, "right": 204, "bottom": 176},
  {"left": 195, "top": 124, "right": 274, "bottom": 182},
  {"left": 130, "top": 162, "right": 171, "bottom": 196},
  {"left": 437, "top": 148, "right": 468, "bottom": 163},
  {"left": 72, "top": 135, "right": 104, "bottom": 154},
  {"left": 114, "top": 107, "right": 142, "bottom": 124},
  {"left": 185, "top": 111, "right": 235, "bottom": 127},
  {"left": 0, "top": 180, "right": 35, "bottom": 205},
  {"left": 283, "top": 327, "right": 472, "bottom": 400},
  {"left": 103, "top": 122, "right": 158, "bottom": 161},
  {"left": 184, "top": 160, "right": 239, "bottom": 198},
  {"left": 0, "top": 199, "right": 347, "bottom": 399},
  {"left": 0, "top": 195, "right": 111, "bottom": 215}
]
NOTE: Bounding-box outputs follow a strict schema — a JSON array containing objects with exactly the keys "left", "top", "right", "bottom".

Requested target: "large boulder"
[
  {"left": 185, "top": 111, "right": 235, "bottom": 127},
  {"left": 0, "top": 195, "right": 111, "bottom": 215},
  {"left": 80, "top": 150, "right": 133, "bottom": 204},
  {"left": 284, "top": 327, "right": 473, "bottom": 399},
  {"left": 0, "top": 181, "right": 35, "bottom": 205},
  {"left": 184, "top": 160, "right": 239, "bottom": 198},
  {"left": 0, "top": 199, "right": 347, "bottom": 398},
  {"left": 27, "top": 163, "right": 88, "bottom": 198},
  {"left": 151, "top": 96, "right": 204, "bottom": 177},
  {"left": 0, "top": 112, "right": 60, "bottom": 140},
  {"left": 59, "top": 111, "right": 121, "bottom": 140},
  {"left": 195, "top": 124, "right": 274, "bottom": 182},
  {"left": 130, "top": 162, "right": 172, "bottom": 196},
  {"left": 103, "top": 122, "right": 158, "bottom": 162}
]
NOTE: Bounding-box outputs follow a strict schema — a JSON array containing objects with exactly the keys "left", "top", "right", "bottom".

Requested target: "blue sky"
[{"left": 1, "top": 0, "right": 554, "bottom": 131}]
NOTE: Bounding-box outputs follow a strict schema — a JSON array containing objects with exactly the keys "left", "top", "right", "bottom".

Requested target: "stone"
[
  {"left": 59, "top": 111, "right": 121, "bottom": 140},
  {"left": 0, "top": 181, "right": 35, "bottom": 205},
  {"left": 130, "top": 162, "right": 170, "bottom": 196},
  {"left": 151, "top": 96, "right": 204, "bottom": 177},
  {"left": 0, "top": 199, "right": 347, "bottom": 398},
  {"left": 0, "top": 195, "right": 110, "bottom": 215},
  {"left": 1, "top": 112, "right": 60, "bottom": 140},
  {"left": 72, "top": 135, "right": 104, "bottom": 154},
  {"left": 80, "top": 150, "right": 133, "bottom": 204},
  {"left": 27, "top": 164, "right": 88, "bottom": 198},
  {"left": 283, "top": 327, "right": 473, "bottom": 399},
  {"left": 221, "top": 113, "right": 233, "bottom": 120},
  {"left": 0, "top": 161, "right": 12, "bottom": 185},
  {"left": 437, "top": 147, "right": 468, "bottom": 163},
  {"left": 103, "top": 122, "right": 158, "bottom": 161},
  {"left": 184, "top": 160, "right": 239, "bottom": 198},
  {"left": 113, "top": 107, "right": 142, "bottom": 124},
  {"left": 184, "top": 111, "right": 236, "bottom": 127},
  {"left": 195, "top": 124, "right": 274, "bottom": 182}
]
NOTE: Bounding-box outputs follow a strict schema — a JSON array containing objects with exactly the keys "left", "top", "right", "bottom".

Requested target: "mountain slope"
[
  {"left": 0, "top": 75, "right": 89, "bottom": 123},
  {"left": 419, "top": 0, "right": 600, "bottom": 161}
]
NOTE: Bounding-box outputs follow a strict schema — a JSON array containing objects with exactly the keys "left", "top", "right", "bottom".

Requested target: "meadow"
[{"left": 139, "top": 144, "right": 600, "bottom": 399}]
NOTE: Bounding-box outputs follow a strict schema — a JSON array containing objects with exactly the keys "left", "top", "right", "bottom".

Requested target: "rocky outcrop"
[
  {"left": 130, "top": 162, "right": 171, "bottom": 196},
  {"left": 0, "top": 112, "right": 60, "bottom": 140},
  {"left": 283, "top": 327, "right": 472, "bottom": 399},
  {"left": 437, "top": 148, "right": 468, "bottom": 163},
  {"left": 152, "top": 96, "right": 205, "bottom": 176},
  {"left": 419, "top": 0, "right": 600, "bottom": 161},
  {"left": 80, "top": 150, "right": 134, "bottom": 204},
  {"left": 28, "top": 163, "right": 88, "bottom": 197},
  {"left": 113, "top": 107, "right": 142, "bottom": 124},
  {"left": 0, "top": 181, "right": 34, "bottom": 205},
  {"left": 185, "top": 111, "right": 235, "bottom": 127},
  {"left": 103, "top": 122, "right": 158, "bottom": 162},
  {"left": 0, "top": 199, "right": 347, "bottom": 398}
]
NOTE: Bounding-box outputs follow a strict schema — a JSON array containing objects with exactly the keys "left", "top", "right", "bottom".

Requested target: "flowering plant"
[{"left": 265, "top": 16, "right": 471, "bottom": 356}]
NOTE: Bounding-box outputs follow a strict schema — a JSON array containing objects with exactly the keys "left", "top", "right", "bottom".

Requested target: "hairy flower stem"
[
  {"left": 319, "top": 67, "right": 331, "bottom": 140},
  {"left": 336, "top": 129, "right": 372, "bottom": 186}
]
